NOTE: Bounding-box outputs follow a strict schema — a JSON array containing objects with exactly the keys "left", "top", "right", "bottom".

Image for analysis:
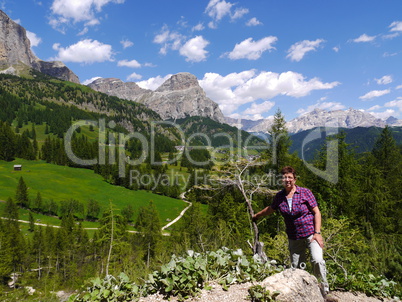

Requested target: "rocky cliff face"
[
  {"left": 88, "top": 73, "right": 226, "bottom": 123},
  {"left": 0, "top": 10, "right": 79, "bottom": 83}
]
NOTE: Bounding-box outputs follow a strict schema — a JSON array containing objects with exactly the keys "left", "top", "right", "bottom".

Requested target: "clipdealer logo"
[{"left": 64, "top": 118, "right": 339, "bottom": 184}]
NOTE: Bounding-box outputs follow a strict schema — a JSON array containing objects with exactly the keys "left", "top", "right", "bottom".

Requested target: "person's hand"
[{"left": 311, "top": 233, "right": 324, "bottom": 249}]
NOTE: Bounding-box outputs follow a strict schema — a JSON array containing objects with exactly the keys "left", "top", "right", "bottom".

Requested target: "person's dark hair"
[{"left": 281, "top": 166, "right": 297, "bottom": 179}]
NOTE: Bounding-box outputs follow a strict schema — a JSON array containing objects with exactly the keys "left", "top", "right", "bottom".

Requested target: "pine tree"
[
  {"left": 267, "top": 109, "right": 291, "bottom": 171},
  {"left": 28, "top": 211, "right": 35, "bottom": 232},
  {"left": 372, "top": 126, "right": 402, "bottom": 197},
  {"left": 1, "top": 198, "right": 25, "bottom": 282},
  {"left": 97, "top": 203, "right": 128, "bottom": 276},
  {"left": 32, "top": 192, "right": 43, "bottom": 212},
  {"left": 15, "top": 176, "right": 29, "bottom": 208},
  {"left": 86, "top": 199, "right": 101, "bottom": 220},
  {"left": 135, "top": 201, "right": 162, "bottom": 266},
  {"left": 0, "top": 121, "right": 16, "bottom": 161},
  {"left": 0, "top": 220, "right": 14, "bottom": 282}
]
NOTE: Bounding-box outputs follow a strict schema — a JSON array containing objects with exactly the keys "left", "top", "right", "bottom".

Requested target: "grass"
[{"left": 0, "top": 159, "right": 187, "bottom": 229}]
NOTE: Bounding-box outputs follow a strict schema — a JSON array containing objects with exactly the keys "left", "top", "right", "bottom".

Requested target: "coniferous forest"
[{"left": 0, "top": 74, "right": 401, "bottom": 301}]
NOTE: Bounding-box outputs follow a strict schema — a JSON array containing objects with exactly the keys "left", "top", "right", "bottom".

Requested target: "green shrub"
[{"left": 247, "top": 284, "right": 280, "bottom": 302}]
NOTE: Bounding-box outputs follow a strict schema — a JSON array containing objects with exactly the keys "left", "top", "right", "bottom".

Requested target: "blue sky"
[{"left": 3, "top": 0, "right": 402, "bottom": 121}]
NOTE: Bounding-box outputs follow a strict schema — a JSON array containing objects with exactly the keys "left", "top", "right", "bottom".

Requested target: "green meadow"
[{"left": 0, "top": 159, "right": 187, "bottom": 229}]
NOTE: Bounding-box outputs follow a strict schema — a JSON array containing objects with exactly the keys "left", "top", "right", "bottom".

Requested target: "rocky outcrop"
[
  {"left": 0, "top": 9, "right": 79, "bottom": 83},
  {"left": 88, "top": 73, "right": 226, "bottom": 123},
  {"left": 88, "top": 77, "right": 152, "bottom": 100},
  {"left": 36, "top": 60, "right": 79, "bottom": 83}
]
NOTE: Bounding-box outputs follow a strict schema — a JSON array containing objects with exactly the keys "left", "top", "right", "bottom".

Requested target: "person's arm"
[
  {"left": 311, "top": 206, "right": 324, "bottom": 248},
  {"left": 252, "top": 206, "right": 275, "bottom": 221}
]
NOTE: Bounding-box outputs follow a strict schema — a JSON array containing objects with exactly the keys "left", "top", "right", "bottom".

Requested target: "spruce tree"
[
  {"left": 0, "top": 121, "right": 16, "bottom": 161},
  {"left": 15, "top": 176, "right": 29, "bottom": 208},
  {"left": 267, "top": 109, "right": 291, "bottom": 172}
]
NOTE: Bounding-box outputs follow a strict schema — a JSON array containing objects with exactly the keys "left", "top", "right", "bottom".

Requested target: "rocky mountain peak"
[
  {"left": 88, "top": 73, "right": 226, "bottom": 123},
  {"left": 0, "top": 9, "right": 79, "bottom": 83},
  {"left": 155, "top": 72, "right": 199, "bottom": 92}
]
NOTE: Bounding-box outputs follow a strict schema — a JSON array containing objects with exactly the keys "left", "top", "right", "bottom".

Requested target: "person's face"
[{"left": 282, "top": 173, "right": 296, "bottom": 189}]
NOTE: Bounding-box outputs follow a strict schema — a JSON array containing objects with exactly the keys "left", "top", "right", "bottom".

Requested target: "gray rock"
[
  {"left": 88, "top": 73, "right": 225, "bottom": 123},
  {"left": 88, "top": 77, "right": 152, "bottom": 99},
  {"left": 260, "top": 268, "right": 325, "bottom": 302},
  {"left": 0, "top": 9, "right": 79, "bottom": 83}
]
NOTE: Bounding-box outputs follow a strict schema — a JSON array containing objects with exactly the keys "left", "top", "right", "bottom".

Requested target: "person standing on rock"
[{"left": 252, "top": 166, "right": 329, "bottom": 295}]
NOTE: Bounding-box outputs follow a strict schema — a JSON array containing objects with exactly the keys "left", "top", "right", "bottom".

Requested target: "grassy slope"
[{"left": 0, "top": 159, "right": 186, "bottom": 229}]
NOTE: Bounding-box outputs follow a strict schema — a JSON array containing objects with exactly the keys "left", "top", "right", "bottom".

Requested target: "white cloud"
[
  {"left": 368, "top": 109, "right": 396, "bottom": 120},
  {"left": 77, "top": 27, "right": 89, "bottom": 36},
  {"left": 286, "top": 39, "right": 325, "bottom": 62},
  {"left": 49, "top": 0, "right": 125, "bottom": 30},
  {"left": 389, "top": 21, "right": 402, "bottom": 32},
  {"left": 396, "top": 84, "right": 402, "bottom": 90},
  {"left": 242, "top": 100, "right": 275, "bottom": 120},
  {"left": 385, "top": 97, "right": 402, "bottom": 112},
  {"left": 26, "top": 30, "right": 42, "bottom": 47},
  {"left": 382, "top": 32, "right": 400, "bottom": 40},
  {"left": 383, "top": 52, "right": 398, "bottom": 57},
  {"left": 153, "top": 25, "right": 185, "bottom": 55},
  {"left": 352, "top": 33, "right": 376, "bottom": 43},
  {"left": 297, "top": 101, "right": 346, "bottom": 115},
  {"left": 246, "top": 17, "right": 262, "bottom": 26},
  {"left": 117, "top": 59, "right": 141, "bottom": 68},
  {"left": 177, "top": 16, "right": 188, "bottom": 28},
  {"left": 179, "top": 36, "right": 209, "bottom": 62},
  {"left": 375, "top": 75, "right": 393, "bottom": 85},
  {"left": 199, "top": 70, "right": 340, "bottom": 115},
  {"left": 120, "top": 39, "right": 133, "bottom": 49},
  {"left": 333, "top": 46, "right": 340, "bottom": 52},
  {"left": 368, "top": 105, "right": 381, "bottom": 111},
  {"left": 359, "top": 89, "right": 391, "bottom": 100},
  {"left": 82, "top": 76, "right": 101, "bottom": 85},
  {"left": 205, "top": 0, "right": 248, "bottom": 28},
  {"left": 51, "top": 39, "right": 114, "bottom": 64},
  {"left": 136, "top": 74, "right": 173, "bottom": 90},
  {"left": 205, "top": 0, "right": 233, "bottom": 28},
  {"left": 192, "top": 23, "right": 205, "bottom": 31},
  {"left": 127, "top": 72, "right": 142, "bottom": 81},
  {"left": 224, "top": 36, "right": 277, "bottom": 60},
  {"left": 231, "top": 7, "right": 249, "bottom": 20}
]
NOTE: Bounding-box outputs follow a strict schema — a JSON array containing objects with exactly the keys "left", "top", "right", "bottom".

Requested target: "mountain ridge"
[{"left": 225, "top": 107, "right": 402, "bottom": 133}]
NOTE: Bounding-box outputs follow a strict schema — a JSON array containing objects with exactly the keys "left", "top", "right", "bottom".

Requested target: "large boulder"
[{"left": 260, "top": 269, "right": 324, "bottom": 302}]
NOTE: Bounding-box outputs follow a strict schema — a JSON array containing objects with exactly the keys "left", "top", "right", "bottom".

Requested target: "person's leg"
[
  {"left": 307, "top": 235, "right": 329, "bottom": 294},
  {"left": 288, "top": 238, "right": 307, "bottom": 269}
]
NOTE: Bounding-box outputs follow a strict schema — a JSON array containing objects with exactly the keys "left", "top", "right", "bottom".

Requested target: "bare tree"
[{"left": 213, "top": 158, "right": 276, "bottom": 261}]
